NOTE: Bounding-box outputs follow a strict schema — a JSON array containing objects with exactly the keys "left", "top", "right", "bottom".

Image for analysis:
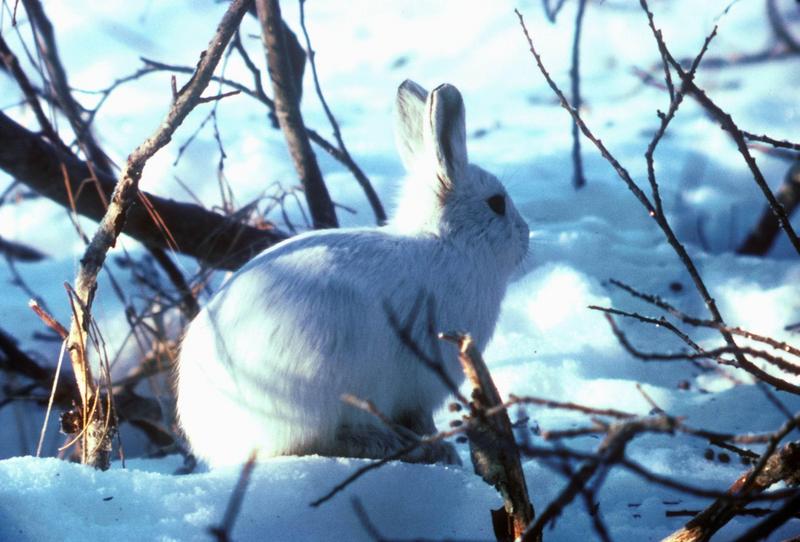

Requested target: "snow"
[
  {"left": 1, "top": 0, "right": 800, "bottom": 540},
  {"left": 0, "top": 456, "right": 498, "bottom": 542}
]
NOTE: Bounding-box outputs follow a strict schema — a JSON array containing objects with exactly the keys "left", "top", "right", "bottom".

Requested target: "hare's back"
[
  {"left": 230, "top": 228, "right": 424, "bottom": 301},
  {"left": 202, "top": 229, "right": 429, "bottom": 365}
]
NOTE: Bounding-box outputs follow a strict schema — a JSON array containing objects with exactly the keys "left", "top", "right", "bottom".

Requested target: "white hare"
[{"left": 176, "top": 80, "right": 529, "bottom": 467}]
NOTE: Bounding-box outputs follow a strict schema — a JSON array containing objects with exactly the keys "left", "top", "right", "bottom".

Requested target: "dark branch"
[
  {"left": 738, "top": 160, "right": 800, "bottom": 255},
  {"left": 255, "top": 0, "right": 338, "bottom": 229},
  {"left": 0, "top": 111, "right": 288, "bottom": 270}
]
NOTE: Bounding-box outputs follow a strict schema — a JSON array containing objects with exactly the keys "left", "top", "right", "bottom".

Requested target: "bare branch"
[
  {"left": 606, "top": 279, "right": 800, "bottom": 359},
  {"left": 350, "top": 498, "right": 386, "bottom": 542},
  {"left": 595, "top": 309, "right": 800, "bottom": 395},
  {"left": 517, "top": 6, "right": 716, "bottom": 338},
  {"left": 0, "top": 34, "right": 63, "bottom": 150},
  {"left": 0, "top": 111, "right": 288, "bottom": 270},
  {"left": 140, "top": 56, "right": 373, "bottom": 187},
  {"left": 642, "top": 4, "right": 717, "bottom": 217},
  {"left": 20, "top": 0, "right": 113, "bottom": 175},
  {"left": 663, "top": 441, "right": 800, "bottom": 542},
  {"left": 196, "top": 89, "right": 241, "bottom": 104},
  {"left": 340, "top": 394, "right": 420, "bottom": 444},
  {"left": 742, "top": 131, "right": 800, "bottom": 152},
  {"left": 0, "top": 326, "right": 53, "bottom": 383},
  {"left": 542, "top": 0, "right": 568, "bottom": 23},
  {"left": 523, "top": 416, "right": 678, "bottom": 540},
  {"left": 0, "top": 235, "right": 47, "bottom": 262},
  {"left": 63, "top": 0, "right": 253, "bottom": 469},
  {"left": 506, "top": 393, "right": 636, "bottom": 421},
  {"left": 384, "top": 295, "right": 469, "bottom": 406},
  {"left": 523, "top": 0, "right": 795, "bottom": 378},
  {"left": 29, "top": 300, "right": 67, "bottom": 339},
  {"left": 310, "top": 425, "right": 465, "bottom": 508},
  {"left": 649, "top": 25, "right": 800, "bottom": 256}
]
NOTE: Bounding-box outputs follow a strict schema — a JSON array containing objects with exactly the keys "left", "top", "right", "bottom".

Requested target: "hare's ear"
[
  {"left": 423, "top": 84, "right": 467, "bottom": 192},
  {"left": 395, "top": 80, "right": 428, "bottom": 171}
]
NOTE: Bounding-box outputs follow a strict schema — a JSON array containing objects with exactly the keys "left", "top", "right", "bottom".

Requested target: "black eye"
[{"left": 487, "top": 194, "right": 506, "bottom": 216}]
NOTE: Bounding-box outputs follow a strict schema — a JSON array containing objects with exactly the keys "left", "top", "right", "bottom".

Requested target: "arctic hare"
[{"left": 176, "top": 80, "right": 529, "bottom": 466}]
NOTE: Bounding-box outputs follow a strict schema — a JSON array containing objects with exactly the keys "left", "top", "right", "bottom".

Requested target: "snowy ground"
[{"left": 1, "top": 0, "right": 799, "bottom": 540}]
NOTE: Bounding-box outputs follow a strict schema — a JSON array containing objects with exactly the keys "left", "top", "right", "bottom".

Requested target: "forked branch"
[{"left": 63, "top": 0, "right": 253, "bottom": 469}]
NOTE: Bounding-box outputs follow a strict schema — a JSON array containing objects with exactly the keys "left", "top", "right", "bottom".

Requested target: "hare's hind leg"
[
  {"left": 395, "top": 410, "right": 462, "bottom": 466},
  {"left": 332, "top": 423, "right": 410, "bottom": 460},
  {"left": 332, "top": 412, "right": 461, "bottom": 465}
]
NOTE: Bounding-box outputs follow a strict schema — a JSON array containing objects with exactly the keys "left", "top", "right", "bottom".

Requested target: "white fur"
[{"left": 176, "top": 81, "right": 530, "bottom": 467}]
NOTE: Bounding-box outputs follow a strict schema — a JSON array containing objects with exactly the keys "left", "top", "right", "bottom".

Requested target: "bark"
[{"left": 451, "top": 334, "right": 536, "bottom": 541}]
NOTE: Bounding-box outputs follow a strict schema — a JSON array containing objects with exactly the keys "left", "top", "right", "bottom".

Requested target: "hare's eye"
[{"left": 486, "top": 194, "right": 506, "bottom": 216}]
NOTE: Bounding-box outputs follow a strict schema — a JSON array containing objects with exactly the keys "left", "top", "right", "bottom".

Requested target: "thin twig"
[
  {"left": 518, "top": 5, "right": 759, "bottom": 386},
  {"left": 519, "top": 442, "right": 798, "bottom": 502},
  {"left": 739, "top": 160, "right": 800, "bottom": 255},
  {"left": 641, "top": 1, "right": 717, "bottom": 216},
  {"left": 651, "top": 25, "right": 800, "bottom": 257},
  {"left": 341, "top": 394, "right": 420, "bottom": 444},
  {"left": 742, "top": 132, "right": 800, "bottom": 152},
  {"left": 209, "top": 450, "right": 258, "bottom": 542},
  {"left": 596, "top": 310, "right": 800, "bottom": 394},
  {"left": 196, "top": 89, "right": 241, "bottom": 104},
  {"left": 298, "top": 0, "right": 386, "bottom": 225},
  {"left": 350, "top": 498, "right": 386, "bottom": 542},
  {"left": 35, "top": 338, "right": 66, "bottom": 457},
  {"left": 590, "top": 305, "right": 705, "bottom": 356},
  {"left": 569, "top": 0, "right": 587, "bottom": 189},
  {"left": 606, "top": 278, "right": 800, "bottom": 358},
  {"left": 0, "top": 107, "right": 288, "bottom": 270},
  {"left": 21, "top": 0, "right": 113, "bottom": 175},
  {"left": 140, "top": 56, "right": 369, "bottom": 181},
  {"left": 523, "top": 416, "right": 678, "bottom": 540},
  {"left": 28, "top": 300, "right": 67, "bottom": 339},
  {"left": 542, "top": 0, "right": 568, "bottom": 23},
  {"left": 0, "top": 34, "right": 64, "bottom": 150},
  {"left": 507, "top": 393, "right": 636, "bottom": 420},
  {"left": 384, "top": 296, "right": 469, "bottom": 406},
  {"left": 310, "top": 425, "right": 464, "bottom": 508},
  {"left": 767, "top": 0, "right": 800, "bottom": 53}
]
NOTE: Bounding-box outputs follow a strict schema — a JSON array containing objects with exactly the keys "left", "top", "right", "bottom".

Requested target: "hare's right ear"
[
  {"left": 395, "top": 79, "right": 428, "bottom": 171},
  {"left": 423, "top": 84, "right": 467, "bottom": 192}
]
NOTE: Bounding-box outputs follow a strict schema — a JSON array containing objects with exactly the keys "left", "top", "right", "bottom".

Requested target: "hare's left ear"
[
  {"left": 424, "top": 84, "right": 468, "bottom": 191},
  {"left": 395, "top": 79, "right": 428, "bottom": 171}
]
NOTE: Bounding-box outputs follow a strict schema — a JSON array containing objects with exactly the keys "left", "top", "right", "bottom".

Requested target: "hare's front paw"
[{"left": 335, "top": 423, "right": 462, "bottom": 465}]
